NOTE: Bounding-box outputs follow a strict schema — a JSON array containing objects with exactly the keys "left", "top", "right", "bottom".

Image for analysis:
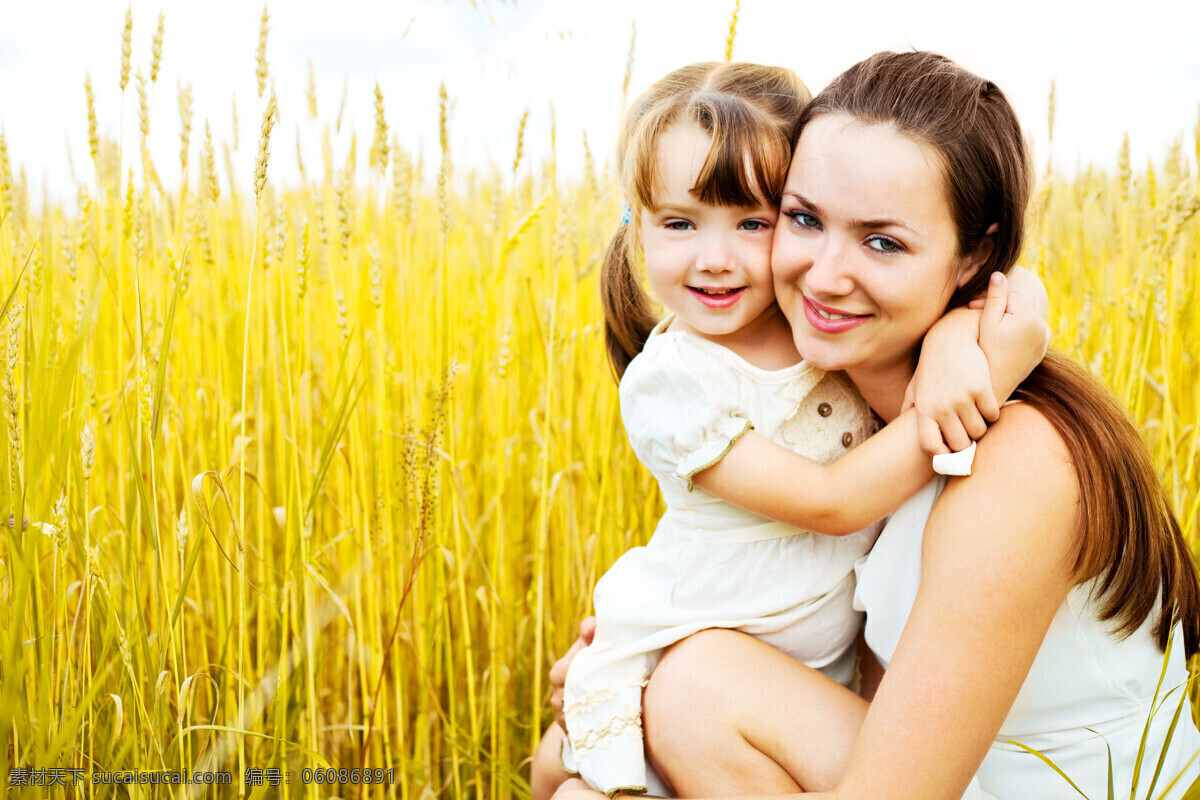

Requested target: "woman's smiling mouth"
[{"left": 803, "top": 296, "right": 870, "bottom": 332}]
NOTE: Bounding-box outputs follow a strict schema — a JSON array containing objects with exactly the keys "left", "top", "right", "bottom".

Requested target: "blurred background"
[
  {"left": 3, "top": 0, "right": 1200, "bottom": 197},
  {"left": 0, "top": 2, "right": 1196, "bottom": 798}
]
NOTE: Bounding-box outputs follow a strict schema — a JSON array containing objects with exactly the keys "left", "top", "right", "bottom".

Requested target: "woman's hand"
[{"left": 550, "top": 617, "right": 596, "bottom": 730}]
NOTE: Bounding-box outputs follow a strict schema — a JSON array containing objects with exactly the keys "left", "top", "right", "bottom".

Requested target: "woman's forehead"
[{"left": 789, "top": 115, "right": 952, "bottom": 231}]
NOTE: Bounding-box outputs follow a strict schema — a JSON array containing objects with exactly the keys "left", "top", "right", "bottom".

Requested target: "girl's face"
[
  {"left": 772, "top": 114, "right": 985, "bottom": 384},
  {"left": 639, "top": 121, "right": 781, "bottom": 346}
]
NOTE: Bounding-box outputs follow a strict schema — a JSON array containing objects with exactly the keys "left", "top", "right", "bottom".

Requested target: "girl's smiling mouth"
[{"left": 688, "top": 286, "right": 748, "bottom": 308}]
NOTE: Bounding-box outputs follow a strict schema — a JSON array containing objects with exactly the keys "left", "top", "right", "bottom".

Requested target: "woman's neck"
[{"left": 844, "top": 361, "right": 914, "bottom": 423}]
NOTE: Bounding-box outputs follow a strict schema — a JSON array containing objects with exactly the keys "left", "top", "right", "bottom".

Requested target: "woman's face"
[{"left": 772, "top": 114, "right": 983, "bottom": 384}]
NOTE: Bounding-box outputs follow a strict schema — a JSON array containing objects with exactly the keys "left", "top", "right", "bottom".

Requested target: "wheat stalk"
[
  {"left": 255, "top": 4, "right": 270, "bottom": 99},
  {"left": 723, "top": 0, "right": 741, "bottom": 63}
]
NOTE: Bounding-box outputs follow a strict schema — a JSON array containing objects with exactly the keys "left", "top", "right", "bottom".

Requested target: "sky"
[{"left": 1, "top": 0, "right": 1198, "bottom": 201}]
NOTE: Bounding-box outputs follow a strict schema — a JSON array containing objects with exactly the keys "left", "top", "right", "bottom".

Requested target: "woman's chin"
[
  {"left": 797, "top": 350, "right": 853, "bottom": 373},
  {"left": 790, "top": 334, "right": 854, "bottom": 372}
]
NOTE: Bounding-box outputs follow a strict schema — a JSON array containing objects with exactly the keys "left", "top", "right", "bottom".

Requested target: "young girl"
[{"left": 558, "top": 62, "right": 1048, "bottom": 797}]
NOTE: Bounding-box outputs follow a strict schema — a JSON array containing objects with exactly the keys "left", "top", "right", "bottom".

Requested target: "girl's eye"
[
  {"left": 740, "top": 219, "right": 769, "bottom": 232},
  {"left": 665, "top": 220, "right": 693, "bottom": 231},
  {"left": 866, "top": 236, "right": 903, "bottom": 254},
  {"left": 787, "top": 210, "right": 821, "bottom": 229}
]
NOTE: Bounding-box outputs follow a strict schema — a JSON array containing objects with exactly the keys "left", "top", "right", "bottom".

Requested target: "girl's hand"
[
  {"left": 908, "top": 273, "right": 1049, "bottom": 455},
  {"left": 907, "top": 308, "right": 997, "bottom": 455},
  {"left": 550, "top": 617, "right": 597, "bottom": 731},
  {"left": 975, "top": 272, "right": 1051, "bottom": 401},
  {"left": 974, "top": 264, "right": 1048, "bottom": 318},
  {"left": 550, "top": 778, "right": 606, "bottom": 800}
]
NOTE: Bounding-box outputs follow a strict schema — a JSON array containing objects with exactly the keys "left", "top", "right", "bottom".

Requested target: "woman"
[{"left": 544, "top": 51, "right": 1200, "bottom": 799}]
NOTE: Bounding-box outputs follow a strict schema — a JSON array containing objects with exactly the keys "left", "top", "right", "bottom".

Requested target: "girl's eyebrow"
[
  {"left": 784, "top": 190, "right": 920, "bottom": 237},
  {"left": 648, "top": 203, "right": 697, "bottom": 215}
]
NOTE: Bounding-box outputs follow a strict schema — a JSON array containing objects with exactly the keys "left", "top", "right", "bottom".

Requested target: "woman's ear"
[{"left": 956, "top": 222, "right": 1000, "bottom": 289}]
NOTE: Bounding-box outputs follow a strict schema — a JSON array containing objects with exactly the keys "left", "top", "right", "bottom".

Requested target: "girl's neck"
[
  {"left": 843, "top": 359, "right": 914, "bottom": 423},
  {"left": 675, "top": 304, "right": 801, "bottom": 371}
]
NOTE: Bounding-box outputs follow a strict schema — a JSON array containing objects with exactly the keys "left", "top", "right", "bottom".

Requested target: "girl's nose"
[{"left": 697, "top": 233, "right": 734, "bottom": 272}]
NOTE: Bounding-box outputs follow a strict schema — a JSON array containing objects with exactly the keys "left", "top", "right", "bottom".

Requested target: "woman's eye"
[
  {"left": 787, "top": 211, "right": 820, "bottom": 229},
  {"left": 866, "top": 236, "right": 903, "bottom": 253}
]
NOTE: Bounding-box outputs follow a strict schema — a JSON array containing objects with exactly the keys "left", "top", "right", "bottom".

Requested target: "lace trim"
[
  {"left": 563, "top": 670, "right": 648, "bottom": 715},
  {"left": 677, "top": 417, "right": 753, "bottom": 492},
  {"left": 567, "top": 704, "right": 644, "bottom": 752},
  {"left": 564, "top": 669, "right": 651, "bottom": 753}
]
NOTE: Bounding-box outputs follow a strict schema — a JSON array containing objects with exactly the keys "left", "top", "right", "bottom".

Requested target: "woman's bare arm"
[
  {"left": 822, "top": 402, "right": 1079, "bottom": 799},
  {"left": 556, "top": 404, "right": 1081, "bottom": 800}
]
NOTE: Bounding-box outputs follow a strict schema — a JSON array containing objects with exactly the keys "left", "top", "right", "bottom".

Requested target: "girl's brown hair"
[
  {"left": 602, "top": 62, "right": 811, "bottom": 378},
  {"left": 802, "top": 50, "right": 1199, "bottom": 655}
]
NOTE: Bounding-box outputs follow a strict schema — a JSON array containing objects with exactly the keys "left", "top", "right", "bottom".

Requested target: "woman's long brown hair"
[{"left": 805, "top": 51, "right": 1200, "bottom": 655}]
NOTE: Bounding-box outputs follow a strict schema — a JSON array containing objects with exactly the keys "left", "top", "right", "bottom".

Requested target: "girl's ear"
[{"left": 956, "top": 222, "right": 1000, "bottom": 289}]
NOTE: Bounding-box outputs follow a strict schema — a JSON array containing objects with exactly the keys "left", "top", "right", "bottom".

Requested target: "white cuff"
[{"left": 932, "top": 441, "right": 976, "bottom": 476}]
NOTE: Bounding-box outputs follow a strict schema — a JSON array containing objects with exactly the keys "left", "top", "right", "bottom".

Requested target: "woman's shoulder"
[
  {"left": 977, "top": 401, "right": 1074, "bottom": 479},
  {"left": 928, "top": 401, "right": 1080, "bottom": 566}
]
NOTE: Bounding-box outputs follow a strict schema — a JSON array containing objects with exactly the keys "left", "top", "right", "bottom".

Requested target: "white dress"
[
  {"left": 855, "top": 477, "right": 1200, "bottom": 799},
  {"left": 561, "top": 320, "right": 880, "bottom": 796}
]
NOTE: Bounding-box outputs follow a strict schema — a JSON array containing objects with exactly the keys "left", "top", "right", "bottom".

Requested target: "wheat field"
[{"left": 0, "top": 7, "right": 1197, "bottom": 799}]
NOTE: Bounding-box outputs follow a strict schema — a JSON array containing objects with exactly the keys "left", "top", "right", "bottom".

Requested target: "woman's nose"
[{"left": 802, "top": 236, "right": 854, "bottom": 296}]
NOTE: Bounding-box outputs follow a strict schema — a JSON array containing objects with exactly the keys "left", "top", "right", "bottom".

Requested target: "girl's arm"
[
  {"left": 692, "top": 274, "right": 1046, "bottom": 536},
  {"left": 693, "top": 411, "right": 931, "bottom": 536},
  {"left": 908, "top": 267, "right": 1051, "bottom": 453}
]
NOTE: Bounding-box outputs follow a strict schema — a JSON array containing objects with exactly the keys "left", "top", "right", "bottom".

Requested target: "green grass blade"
[
  {"left": 161, "top": 521, "right": 209, "bottom": 665},
  {"left": 1005, "top": 739, "right": 1092, "bottom": 798},
  {"left": 121, "top": 398, "right": 156, "bottom": 552},
  {"left": 302, "top": 340, "right": 365, "bottom": 522},
  {"left": 1143, "top": 682, "right": 1190, "bottom": 800},
  {"left": 173, "top": 724, "right": 330, "bottom": 765},
  {"left": 1084, "top": 727, "right": 1116, "bottom": 800},
  {"left": 1158, "top": 745, "right": 1200, "bottom": 799},
  {"left": 1134, "top": 616, "right": 1177, "bottom": 796},
  {"left": 1182, "top": 773, "right": 1200, "bottom": 800},
  {"left": 42, "top": 659, "right": 118, "bottom": 763},
  {"left": 0, "top": 251, "right": 27, "bottom": 323},
  {"left": 189, "top": 470, "right": 271, "bottom": 601},
  {"left": 151, "top": 254, "right": 185, "bottom": 441}
]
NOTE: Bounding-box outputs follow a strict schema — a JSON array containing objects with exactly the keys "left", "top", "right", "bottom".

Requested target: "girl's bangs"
[
  {"left": 629, "top": 96, "right": 791, "bottom": 212},
  {"left": 687, "top": 97, "right": 788, "bottom": 209}
]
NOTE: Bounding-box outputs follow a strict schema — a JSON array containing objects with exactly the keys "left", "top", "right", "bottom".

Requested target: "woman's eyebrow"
[
  {"left": 786, "top": 191, "right": 919, "bottom": 236},
  {"left": 850, "top": 217, "right": 920, "bottom": 236},
  {"left": 782, "top": 190, "right": 818, "bottom": 211}
]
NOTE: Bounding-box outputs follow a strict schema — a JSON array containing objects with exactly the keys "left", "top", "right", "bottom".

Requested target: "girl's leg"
[
  {"left": 643, "top": 629, "right": 867, "bottom": 796},
  {"left": 531, "top": 723, "right": 573, "bottom": 800}
]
